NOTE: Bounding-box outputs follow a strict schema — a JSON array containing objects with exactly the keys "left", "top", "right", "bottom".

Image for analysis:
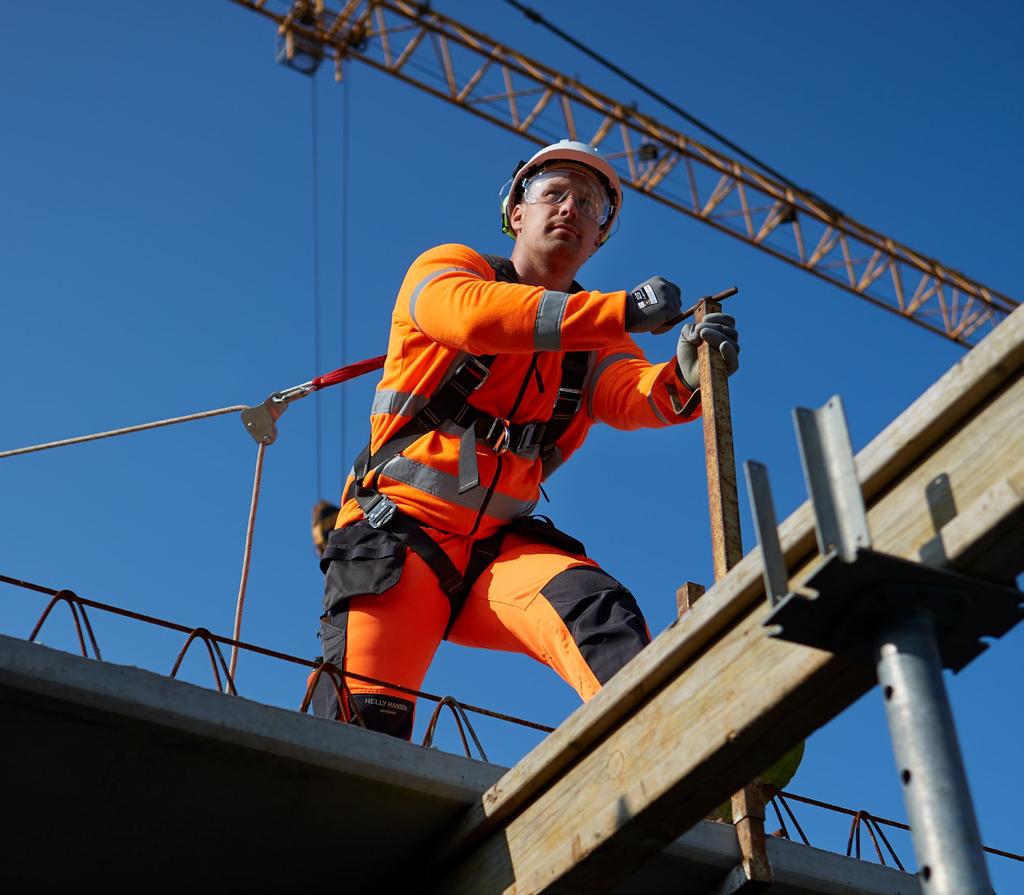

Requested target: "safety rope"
[
  {"left": 0, "top": 357, "right": 387, "bottom": 463},
  {"left": 310, "top": 355, "right": 386, "bottom": 388},
  {"left": 0, "top": 405, "right": 248, "bottom": 460},
  {"left": 228, "top": 441, "right": 266, "bottom": 682},
  {"left": 1, "top": 354, "right": 387, "bottom": 681}
]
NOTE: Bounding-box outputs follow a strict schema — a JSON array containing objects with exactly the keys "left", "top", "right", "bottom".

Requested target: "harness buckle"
[
  {"left": 452, "top": 355, "right": 491, "bottom": 394},
  {"left": 552, "top": 385, "right": 584, "bottom": 420},
  {"left": 513, "top": 421, "right": 545, "bottom": 453},
  {"left": 486, "top": 417, "right": 511, "bottom": 455},
  {"left": 365, "top": 495, "right": 398, "bottom": 529}
]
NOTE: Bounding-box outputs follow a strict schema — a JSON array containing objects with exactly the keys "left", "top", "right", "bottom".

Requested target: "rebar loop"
[
  {"left": 848, "top": 810, "right": 881, "bottom": 865},
  {"left": 771, "top": 793, "right": 811, "bottom": 847},
  {"left": 0, "top": 405, "right": 249, "bottom": 460},
  {"left": 422, "top": 696, "right": 489, "bottom": 762},
  {"left": 229, "top": 442, "right": 266, "bottom": 683},
  {"left": 28, "top": 589, "right": 103, "bottom": 660},
  {"left": 169, "top": 628, "right": 238, "bottom": 695},
  {"left": 299, "top": 662, "right": 366, "bottom": 727}
]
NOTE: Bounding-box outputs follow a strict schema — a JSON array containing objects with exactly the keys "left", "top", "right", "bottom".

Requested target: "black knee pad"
[
  {"left": 312, "top": 613, "right": 416, "bottom": 740},
  {"left": 540, "top": 566, "right": 651, "bottom": 685},
  {"left": 350, "top": 693, "right": 415, "bottom": 740}
]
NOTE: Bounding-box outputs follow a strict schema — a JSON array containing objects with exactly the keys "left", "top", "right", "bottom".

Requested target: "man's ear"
[{"left": 509, "top": 203, "right": 524, "bottom": 237}]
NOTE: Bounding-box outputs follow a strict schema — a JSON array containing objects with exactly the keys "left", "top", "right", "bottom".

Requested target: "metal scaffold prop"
[{"left": 746, "top": 396, "right": 1019, "bottom": 894}]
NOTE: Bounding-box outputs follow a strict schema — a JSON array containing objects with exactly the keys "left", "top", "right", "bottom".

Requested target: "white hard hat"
[{"left": 500, "top": 139, "right": 623, "bottom": 244}]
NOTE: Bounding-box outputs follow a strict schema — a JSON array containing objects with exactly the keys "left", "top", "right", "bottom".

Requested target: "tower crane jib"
[{"left": 233, "top": 0, "right": 1017, "bottom": 347}]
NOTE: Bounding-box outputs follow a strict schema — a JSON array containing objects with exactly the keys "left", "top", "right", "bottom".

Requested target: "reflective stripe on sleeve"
[
  {"left": 585, "top": 352, "right": 636, "bottom": 418},
  {"left": 378, "top": 455, "right": 538, "bottom": 521},
  {"left": 408, "top": 266, "right": 481, "bottom": 333},
  {"left": 534, "top": 290, "right": 570, "bottom": 351},
  {"left": 370, "top": 389, "right": 430, "bottom": 418},
  {"left": 646, "top": 393, "right": 669, "bottom": 424}
]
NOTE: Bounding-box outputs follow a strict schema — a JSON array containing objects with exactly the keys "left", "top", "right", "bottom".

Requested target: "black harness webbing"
[{"left": 342, "top": 255, "right": 591, "bottom": 637}]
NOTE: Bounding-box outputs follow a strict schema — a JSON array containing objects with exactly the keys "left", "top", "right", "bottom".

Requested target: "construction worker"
[{"left": 310, "top": 140, "right": 740, "bottom": 740}]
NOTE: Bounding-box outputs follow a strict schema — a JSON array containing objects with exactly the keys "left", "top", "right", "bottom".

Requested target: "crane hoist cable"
[
  {"left": 501, "top": 0, "right": 842, "bottom": 218},
  {"left": 339, "top": 75, "right": 351, "bottom": 474},
  {"left": 311, "top": 75, "right": 324, "bottom": 498}
]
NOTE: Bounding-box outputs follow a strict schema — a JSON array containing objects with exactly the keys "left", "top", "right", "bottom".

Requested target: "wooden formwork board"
[{"left": 438, "top": 305, "right": 1024, "bottom": 894}]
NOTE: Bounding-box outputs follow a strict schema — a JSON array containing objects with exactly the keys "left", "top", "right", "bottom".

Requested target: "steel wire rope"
[
  {"left": 312, "top": 75, "right": 324, "bottom": 499},
  {"left": 0, "top": 405, "right": 249, "bottom": 460},
  {"left": 339, "top": 74, "right": 350, "bottom": 472},
  {"left": 500, "top": 0, "right": 841, "bottom": 217}
]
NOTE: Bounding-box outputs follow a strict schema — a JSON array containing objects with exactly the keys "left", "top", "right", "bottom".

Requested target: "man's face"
[{"left": 509, "top": 167, "right": 608, "bottom": 269}]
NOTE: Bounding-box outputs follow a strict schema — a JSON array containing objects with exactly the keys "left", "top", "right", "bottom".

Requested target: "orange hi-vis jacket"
[{"left": 337, "top": 244, "right": 701, "bottom": 539}]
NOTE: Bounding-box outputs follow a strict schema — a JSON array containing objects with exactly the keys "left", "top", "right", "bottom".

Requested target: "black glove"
[
  {"left": 676, "top": 312, "right": 740, "bottom": 389},
  {"left": 625, "top": 276, "right": 683, "bottom": 333}
]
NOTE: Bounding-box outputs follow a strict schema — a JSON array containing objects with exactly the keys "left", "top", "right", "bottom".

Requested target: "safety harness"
[{"left": 331, "top": 254, "right": 590, "bottom": 635}]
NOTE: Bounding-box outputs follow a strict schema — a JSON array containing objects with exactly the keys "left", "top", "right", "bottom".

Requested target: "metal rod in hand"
[
  {"left": 652, "top": 285, "right": 738, "bottom": 334},
  {"left": 875, "top": 610, "right": 993, "bottom": 894}
]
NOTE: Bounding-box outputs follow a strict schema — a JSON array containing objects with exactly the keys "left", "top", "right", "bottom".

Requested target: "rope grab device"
[{"left": 240, "top": 354, "right": 386, "bottom": 445}]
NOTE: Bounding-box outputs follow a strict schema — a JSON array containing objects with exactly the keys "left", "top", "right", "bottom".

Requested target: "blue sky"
[{"left": 2, "top": 1, "right": 1021, "bottom": 886}]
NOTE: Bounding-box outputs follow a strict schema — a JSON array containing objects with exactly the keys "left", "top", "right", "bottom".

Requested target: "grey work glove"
[
  {"left": 676, "top": 312, "right": 740, "bottom": 390},
  {"left": 625, "top": 276, "right": 682, "bottom": 333}
]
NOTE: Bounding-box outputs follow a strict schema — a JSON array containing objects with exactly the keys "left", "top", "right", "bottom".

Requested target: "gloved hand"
[
  {"left": 625, "top": 276, "right": 683, "bottom": 333},
  {"left": 676, "top": 312, "right": 740, "bottom": 389}
]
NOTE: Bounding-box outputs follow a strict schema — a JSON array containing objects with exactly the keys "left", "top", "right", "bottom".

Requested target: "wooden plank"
[{"left": 436, "top": 307, "right": 1023, "bottom": 892}]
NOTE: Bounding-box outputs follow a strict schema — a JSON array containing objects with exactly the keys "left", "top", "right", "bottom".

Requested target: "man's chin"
[{"left": 542, "top": 236, "right": 581, "bottom": 259}]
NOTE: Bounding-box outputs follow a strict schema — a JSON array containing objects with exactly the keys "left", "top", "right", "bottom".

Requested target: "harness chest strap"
[{"left": 342, "top": 254, "right": 590, "bottom": 632}]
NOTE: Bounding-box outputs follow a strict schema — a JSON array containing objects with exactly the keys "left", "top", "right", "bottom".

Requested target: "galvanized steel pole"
[{"left": 875, "top": 609, "right": 994, "bottom": 895}]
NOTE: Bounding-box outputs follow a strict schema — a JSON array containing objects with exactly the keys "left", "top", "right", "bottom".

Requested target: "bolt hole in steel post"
[{"left": 875, "top": 609, "right": 994, "bottom": 894}]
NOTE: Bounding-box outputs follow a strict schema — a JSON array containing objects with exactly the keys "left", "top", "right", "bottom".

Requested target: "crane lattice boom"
[{"left": 234, "top": 0, "right": 1017, "bottom": 346}]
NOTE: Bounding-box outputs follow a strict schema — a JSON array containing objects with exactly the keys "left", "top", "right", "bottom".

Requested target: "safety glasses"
[{"left": 520, "top": 168, "right": 612, "bottom": 226}]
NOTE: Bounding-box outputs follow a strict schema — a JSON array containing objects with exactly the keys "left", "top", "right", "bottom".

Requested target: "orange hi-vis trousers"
[{"left": 310, "top": 523, "right": 651, "bottom": 739}]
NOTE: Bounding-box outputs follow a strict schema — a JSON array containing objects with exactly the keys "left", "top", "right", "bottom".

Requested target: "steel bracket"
[
  {"left": 765, "top": 549, "right": 1022, "bottom": 671},
  {"left": 745, "top": 393, "right": 1022, "bottom": 665}
]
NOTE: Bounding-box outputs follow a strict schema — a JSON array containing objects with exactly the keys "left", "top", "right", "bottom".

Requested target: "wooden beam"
[{"left": 436, "top": 306, "right": 1024, "bottom": 894}]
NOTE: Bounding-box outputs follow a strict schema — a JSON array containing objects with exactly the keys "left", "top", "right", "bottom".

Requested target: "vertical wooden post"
[
  {"left": 676, "top": 581, "right": 706, "bottom": 616},
  {"left": 696, "top": 298, "right": 772, "bottom": 890},
  {"left": 697, "top": 299, "right": 743, "bottom": 578}
]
